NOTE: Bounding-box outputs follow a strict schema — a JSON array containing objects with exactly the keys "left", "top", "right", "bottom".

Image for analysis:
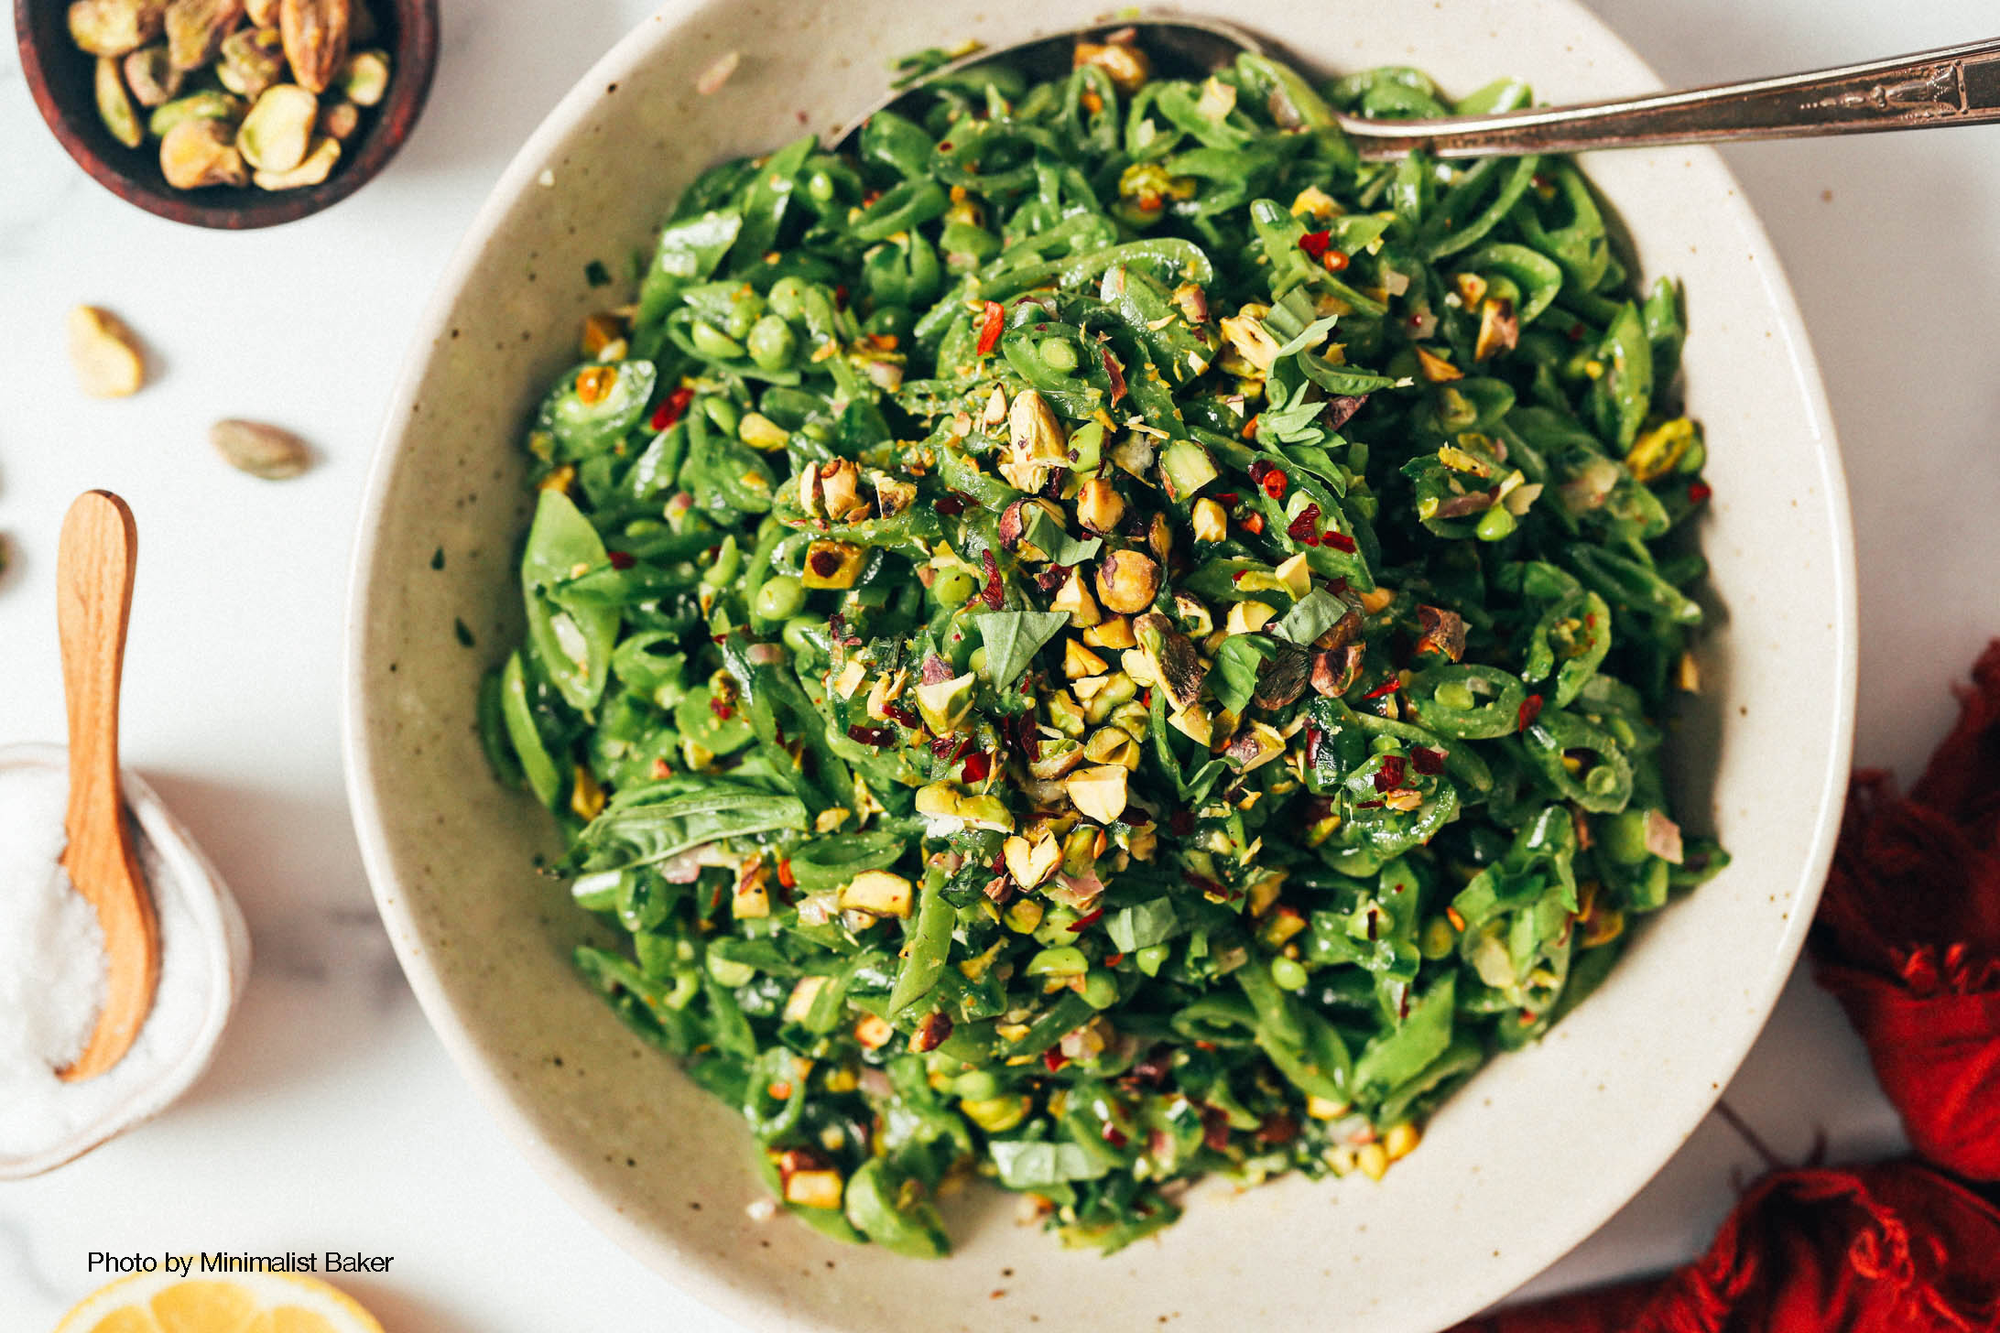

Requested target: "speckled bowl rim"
[
  {"left": 343, "top": 2, "right": 1857, "bottom": 1327},
  {"left": 0, "top": 743, "right": 251, "bottom": 1180}
]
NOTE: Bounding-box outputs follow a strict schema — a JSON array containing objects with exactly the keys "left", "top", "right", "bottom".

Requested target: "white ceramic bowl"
[{"left": 344, "top": 2, "right": 1856, "bottom": 1327}]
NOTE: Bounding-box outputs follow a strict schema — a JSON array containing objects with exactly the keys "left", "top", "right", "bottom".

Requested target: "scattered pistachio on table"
[
  {"left": 66, "top": 306, "right": 147, "bottom": 398},
  {"left": 210, "top": 418, "right": 312, "bottom": 479},
  {"left": 66, "top": 0, "right": 389, "bottom": 192}
]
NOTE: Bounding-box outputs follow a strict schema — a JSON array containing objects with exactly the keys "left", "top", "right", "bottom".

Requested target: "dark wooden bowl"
[{"left": 15, "top": 0, "right": 438, "bottom": 229}]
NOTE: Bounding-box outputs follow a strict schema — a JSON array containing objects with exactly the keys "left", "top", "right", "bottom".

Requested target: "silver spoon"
[{"left": 830, "top": 17, "right": 2000, "bottom": 159}]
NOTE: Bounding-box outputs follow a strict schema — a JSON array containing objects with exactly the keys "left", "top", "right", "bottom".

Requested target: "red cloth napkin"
[
  {"left": 1814, "top": 640, "right": 2000, "bottom": 1178},
  {"left": 1445, "top": 641, "right": 2000, "bottom": 1332},
  {"left": 1447, "top": 1162, "right": 2000, "bottom": 1333}
]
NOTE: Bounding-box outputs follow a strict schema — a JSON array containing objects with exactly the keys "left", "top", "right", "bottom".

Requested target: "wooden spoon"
[{"left": 55, "top": 491, "right": 158, "bottom": 1083}]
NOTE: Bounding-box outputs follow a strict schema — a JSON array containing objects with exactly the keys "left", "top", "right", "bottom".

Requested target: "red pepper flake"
[
  {"left": 1261, "top": 467, "right": 1289, "bottom": 499},
  {"left": 1518, "top": 693, "right": 1545, "bottom": 731},
  {"left": 1200, "top": 1104, "right": 1232, "bottom": 1151},
  {"left": 1240, "top": 511, "right": 1265, "bottom": 536},
  {"left": 1321, "top": 249, "right": 1350, "bottom": 274},
  {"left": 1242, "top": 414, "right": 1260, "bottom": 441},
  {"left": 1688, "top": 481, "right": 1714, "bottom": 504},
  {"left": 809, "top": 549, "right": 843, "bottom": 578},
  {"left": 1305, "top": 726, "right": 1324, "bottom": 768},
  {"left": 961, "top": 751, "right": 992, "bottom": 783},
  {"left": 936, "top": 494, "right": 967, "bottom": 516},
  {"left": 1257, "top": 1112, "right": 1299, "bottom": 1146},
  {"left": 1106, "top": 952, "right": 1125, "bottom": 967},
  {"left": 937, "top": 140, "right": 953, "bottom": 152},
  {"left": 1169, "top": 810, "right": 1196, "bottom": 837},
  {"left": 1362, "top": 677, "right": 1400, "bottom": 701},
  {"left": 976, "top": 300, "right": 1005, "bottom": 356},
  {"left": 606, "top": 550, "right": 636, "bottom": 570},
  {"left": 977, "top": 549, "right": 1005, "bottom": 609},
  {"left": 1411, "top": 746, "right": 1446, "bottom": 775},
  {"left": 1247, "top": 459, "right": 1274, "bottom": 485},
  {"left": 1323, "top": 530, "right": 1358, "bottom": 554},
  {"left": 1124, "top": 808, "right": 1152, "bottom": 826},
  {"left": 1067, "top": 908, "right": 1104, "bottom": 933},
  {"left": 1356, "top": 798, "right": 1384, "bottom": 811},
  {"left": 887, "top": 703, "right": 920, "bottom": 729},
  {"left": 1042, "top": 1048, "right": 1069, "bottom": 1073},
  {"left": 1101, "top": 346, "right": 1128, "bottom": 405},
  {"left": 1139, "top": 689, "right": 1152, "bottom": 708},
  {"left": 1215, "top": 492, "right": 1240, "bottom": 506},
  {"left": 832, "top": 283, "right": 849, "bottom": 309},
  {"left": 1286, "top": 502, "right": 1323, "bottom": 545},
  {"left": 709, "top": 698, "right": 735, "bottom": 720},
  {"left": 649, "top": 386, "right": 694, "bottom": 431},
  {"left": 1298, "top": 230, "right": 1333, "bottom": 259},
  {"left": 846, "top": 724, "right": 895, "bottom": 747},
  {"left": 777, "top": 859, "right": 796, "bottom": 889},
  {"left": 1102, "top": 1124, "right": 1129, "bottom": 1148},
  {"left": 1373, "top": 755, "right": 1407, "bottom": 791}
]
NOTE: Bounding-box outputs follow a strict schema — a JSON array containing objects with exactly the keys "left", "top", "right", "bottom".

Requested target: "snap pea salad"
[{"left": 481, "top": 42, "right": 1728, "bottom": 1257}]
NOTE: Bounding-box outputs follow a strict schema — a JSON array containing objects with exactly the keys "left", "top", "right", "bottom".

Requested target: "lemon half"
[{"left": 53, "top": 1270, "right": 384, "bottom": 1333}]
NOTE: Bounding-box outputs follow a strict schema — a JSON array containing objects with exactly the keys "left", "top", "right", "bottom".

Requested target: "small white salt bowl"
[{"left": 0, "top": 743, "right": 251, "bottom": 1180}]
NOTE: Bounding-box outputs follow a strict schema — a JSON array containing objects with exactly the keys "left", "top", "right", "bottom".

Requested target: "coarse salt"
[{"left": 0, "top": 757, "right": 212, "bottom": 1166}]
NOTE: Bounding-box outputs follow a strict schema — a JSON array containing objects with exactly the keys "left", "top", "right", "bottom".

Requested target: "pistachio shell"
[
  {"left": 338, "top": 47, "right": 389, "bottom": 106},
  {"left": 66, "top": 306, "right": 146, "bottom": 398},
  {"left": 250, "top": 133, "right": 337, "bottom": 190},
  {"left": 278, "top": 0, "right": 349, "bottom": 94},
  {"left": 147, "top": 88, "right": 241, "bottom": 138},
  {"left": 237, "top": 82, "right": 316, "bottom": 171},
  {"left": 67, "top": 0, "right": 166, "bottom": 57},
  {"left": 93, "top": 57, "right": 144, "bottom": 148},
  {"left": 158, "top": 115, "right": 247, "bottom": 189},
  {"left": 216, "top": 26, "right": 285, "bottom": 98},
  {"left": 210, "top": 418, "right": 312, "bottom": 479},
  {"left": 120, "top": 43, "right": 183, "bottom": 106},
  {"left": 164, "top": 0, "right": 245, "bottom": 71}
]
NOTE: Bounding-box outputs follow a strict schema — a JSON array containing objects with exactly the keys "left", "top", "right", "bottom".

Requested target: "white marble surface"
[{"left": 0, "top": 1, "right": 1994, "bottom": 1328}]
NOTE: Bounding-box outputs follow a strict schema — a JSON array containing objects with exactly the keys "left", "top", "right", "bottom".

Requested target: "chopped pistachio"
[
  {"left": 237, "top": 82, "right": 317, "bottom": 171},
  {"left": 838, "top": 870, "right": 914, "bottom": 918},
  {"left": 1224, "top": 600, "right": 1276, "bottom": 635},
  {"left": 66, "top": 305, "right": 146, "bottom": 398},
  {"left": 165, "top": 0, "right": 247, "bottom": 72},
  {"left": 800, "top": 539, "right": 865, "bottom": 589},
  {"left": 1094, "top": 549, "right": 1160, "bottom": 615},
  {"left": 339, "top": 45, "right": 390, "bottom": 105},
  {"left": 121, "top": 43, "right": 182, "bottom": 105},
  {"left": 158, "top": 114, "right": 247, "bottom": 189},
  {"left": 216, "top": 25, "right": 286, "bottom": 98},
  {"left": 68, "top": 0, "right": 166, "bottom": 57},
  {"left": 251, "top": 133, "right": 337, "bottom": 189},
  {"left": 1072, "top": 40, "right": 1150, "bottom": 95},
  {"left": 1001, "top": 832, "right": 1060, "bottom": 888},
  {"left": 1065, "top": 765, "right": 1129, "bottom": 824},
  {"left": 94, "top": 56, "right": 144, "bottom": 148},
  {"left": 1191, "top": 497, "right": 1228, "bottom": 543},
  {"left": 148, "top": 88, "right": 241, "bottom": 139},
  {"left": 1075, "top": 477, "right": 1125, "bottom": 533},
  {"left": 278, "top": 0, "right": 350, "bottom": 94}
]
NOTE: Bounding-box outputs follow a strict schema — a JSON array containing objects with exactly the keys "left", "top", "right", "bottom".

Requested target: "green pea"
[
  {"left": 707, "top": 955, "right": 756, "bottom": 987},
  {"left": 951, "top": 1068, "right": 1001, "bottom": 1100},
  {"left": 1678, "top": 439, "right": 1707, "bottom": 473},
  {"left": 1419, "top": 916, "right": 1457, "bottom": 960},
  {"left": 747, "top": 314, "right": 798, "bottom": 370},
  {"left": 931, "top": 566, "right": 978, "bottom": 607},
  {"left": 1134, "top": 943, "right": 1170, "bottom": 976},
  {"left": 781, "top": 614, "right": 821, "bottom": 654},
  {"left": 768, "top": 276, "right": 810, "bottom": 321},
  {"left": 1270, "top": 957, "right": 1309, "bottom": 991},
  {"left": 1475, "top": 505, "right": 1518, "bottom": 541},
  {"left": 1435, "top": 681, "right": 1477, "bottom": 711},
  {"left": 806, "top": 169, "right": 836, "bottom": 203},
  {"left": 1584, "top": 764, "right": 1620, "bottom": 797},
  {"left": 1081, "top": 971, "right": 1120, "bottom": 1009},
  {"left": 689, "top": 321, "right": 744, "bottom": 359},
  {"left": 800, "top": 420, "right": 836, "bottom": 444},
  {"left": 968, "top": 645, "right": 990, "bottom": 678},
  {"left": 1039, "top": 338, "right": 1079, "bottom": 372},
  {"left": 1025, "top": 946, "right": 1089, "bottom": 977},
  {"left": 1601, "top": 809, "right": 1651, "bottom": 865},
  {"left": 755, "top": 574, "right": 805, "bottom": 622},
  {"left": 703, "top": 395, "right": 740, "bottom": 435},
  {"left": 724, "top": 290, "right": 767, "bottom": 340},
  {"left": 864, "top": 305, "right": 914, "bottom": 343}
]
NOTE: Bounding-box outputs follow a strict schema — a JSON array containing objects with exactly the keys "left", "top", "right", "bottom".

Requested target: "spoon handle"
[
  {"left": 56, "top": 490, "right": 156, "bottom": 1082},
  {"left": 1348, "top": 36, "right": 2000, "bottom": 160}
]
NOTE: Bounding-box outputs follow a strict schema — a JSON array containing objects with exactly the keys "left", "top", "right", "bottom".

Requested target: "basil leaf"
[
  {"left": 988, "top": 1139, "right": 1111, "bottom": 1189},
  {"left": 561, "top": 779, "right": 808, "bottom": 873},
  {"left": 1107, "top": 898, "right": 1182, "bottom": 953},
  {"left": 1022, "top": 506, "right": 1102, "bottom": 565},
  {"left": 1274, "top": 588, "right": 1346, "bottom": 645},
  {"left": 974, "top": 610, "right": 1071, "bottom": 687},
  {"left": 1211, "top": 634, "right": 1278, "bottom": 715},
  {"left": 1271, "top": 313, "right": 1339, "bottom": 360}
]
